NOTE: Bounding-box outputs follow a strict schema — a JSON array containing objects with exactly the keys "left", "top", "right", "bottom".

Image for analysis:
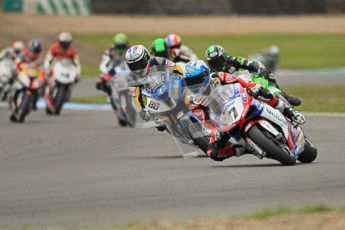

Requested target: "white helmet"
[
  {"left": 269, "top": 45, "right": 279, "bottom": 55},
  {"left": 12, "top": 41, "right": 25, "bottom": 55},
  {"left": 125, "top": 45, "right": 150, "bottom": 71},
  {"left": 58, "top": 32, "right": 73, "bottom": 50}
]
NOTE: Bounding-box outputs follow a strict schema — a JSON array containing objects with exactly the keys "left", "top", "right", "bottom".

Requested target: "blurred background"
[{"left": 2, "top": 0, "right": 345, "bottom": 15}]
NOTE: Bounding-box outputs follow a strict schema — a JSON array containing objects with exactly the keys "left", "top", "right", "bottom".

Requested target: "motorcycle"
[
  {"left": 10, "top": 63, "right": 45, "bottom": 122},
  {"left": 129, "top": 67, "right": 209, "bottom": 154},
  {"left": 208, "top": 83, "right": 317, "bottom": 165},
  {"left": 109, "top": 61, "right": 137, "bottom": 127},
  {"left": 0, "top": 57, "right": 16, "bottom": 101},
  {"left": 46, "top": 59, "right": 78, "bottom": 115}
]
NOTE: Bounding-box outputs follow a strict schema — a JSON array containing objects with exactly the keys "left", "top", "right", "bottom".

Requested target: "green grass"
[
  {"left": 72, "top": 85, "right": 345, "bottom": 113},
  {"left": 75, "top": 33, "right": 345, "bottom": 71},
  {"left": 82, "top": 64, "right": 100, "bottom": 78},
  {"left": 71, "top": 95, "right": 107, "bottom": 104},
  {"left": 284, "top": 85, "right": 345, "bottom": 112},
  {"left": 249, "top": 204, "right": 344, "bottom": 220}
]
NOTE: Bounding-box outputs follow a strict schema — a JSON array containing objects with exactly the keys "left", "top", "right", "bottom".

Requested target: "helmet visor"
[
  {"left": 127, "top": 59, "right": 148, "bottom": 72},
  {"left": 185, "top": 73, "right": 209, "bottom": 94},
  {"left": 207, "top": 55, "right": 226, "bottom": 71},
  {"left": 60, "top": 41, "right": 71, "bottom": 50}
]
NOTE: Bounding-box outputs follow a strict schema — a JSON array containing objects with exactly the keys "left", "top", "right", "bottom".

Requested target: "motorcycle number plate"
[{"left": 219, "top": 97, "right": 243, "bottom": 125}]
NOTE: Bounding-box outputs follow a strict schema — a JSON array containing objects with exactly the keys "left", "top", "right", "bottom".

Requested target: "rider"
[
  {"left": 205, "top": 44, "right": 301, "bottom": 106},
  {"left": 10, "top": 39, "right": 45, "bottom": 121},
  {"left": 125, "top": 44, "right": 181, "bottom": 128},
  {"left": 184, "top": 60, "right": 306, "bottom": 161},
  {"left": 44, "top": 32, "right": 81, "bottom": 111},
  {"left": 96, "top": 33, "right": 129, "bottom": 95},
  {"left": 0, "top": 41, "right": 25, "bottom": 61},
  {"left": 165, "top": 34, "right": 197, "bottom": 63},
  {"left": 16, "top": 39, "right": 42, "bottom": 72},
  {"left": 0, "top": 41, "right": 25, "bottom": 85}
]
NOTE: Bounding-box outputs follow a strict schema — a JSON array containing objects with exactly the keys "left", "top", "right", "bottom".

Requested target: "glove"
[
  {"left": 258, "top": 68, "right": 275, "bottom": 81},
  {"left": 95, "top": 78, "right": 104, "bottom": 90},
  {"left": 139, "top": 109, "right": 152, "bottom": 121},
  {"left": 247, "top": 84, "right": 261, "bottom": 97}
]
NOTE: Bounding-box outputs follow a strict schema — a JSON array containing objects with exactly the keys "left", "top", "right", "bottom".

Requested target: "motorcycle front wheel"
[
  {"left": 16, "top": 93, "right": 32, "bottom": 123},
  {"left": 53, "top": 86, "right": 67, "bottom": 115}
]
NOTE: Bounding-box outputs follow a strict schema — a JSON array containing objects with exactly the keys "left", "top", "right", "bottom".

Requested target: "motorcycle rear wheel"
[{"left": 247, "top": 125, "right": 296, "bottom": 165}]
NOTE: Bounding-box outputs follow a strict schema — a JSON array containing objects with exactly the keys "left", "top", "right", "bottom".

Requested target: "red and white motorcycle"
[
  {"left": 46, "top": 59, "right": 78, "bottom": 115},
  {"left": 10, "top": 63, "right": 45, "bottom": 122},
  {"left": 208, "top": 83, "right": 317, "bottom": 165}
]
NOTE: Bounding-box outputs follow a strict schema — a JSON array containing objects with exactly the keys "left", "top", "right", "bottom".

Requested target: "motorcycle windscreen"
[{"left": 209, "top": 84, "right": 244, "bottom": 128}]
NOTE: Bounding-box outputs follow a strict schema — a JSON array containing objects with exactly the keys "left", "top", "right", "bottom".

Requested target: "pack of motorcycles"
[{"left": 0, "top": 48, "right": 317, "bottom": 165}]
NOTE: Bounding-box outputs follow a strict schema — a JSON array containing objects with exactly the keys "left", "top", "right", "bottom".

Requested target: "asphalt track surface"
[{"left": 1, "top": 106, "right": 345, "bottom": 227}]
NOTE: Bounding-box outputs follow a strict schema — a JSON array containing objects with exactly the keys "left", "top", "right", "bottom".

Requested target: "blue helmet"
[
  {"left": 28, "top": 39, "right": 42, "bottom": 54},
  {"left": 184, "top": 60, "right": 210, "bottom": 94}
]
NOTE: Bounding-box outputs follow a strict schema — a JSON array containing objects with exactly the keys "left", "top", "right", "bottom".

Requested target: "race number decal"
[
  {"left": 148, "top": 100, "right": 160, "bottom": 110},
  {"left": 227, "top": 106, "right": 238, "bottom": 120}
]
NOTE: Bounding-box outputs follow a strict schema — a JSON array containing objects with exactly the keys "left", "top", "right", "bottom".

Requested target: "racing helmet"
[
  {"left": 184, "top": 60, "right": 211, "bottom": 94},
  {"left": 58, "top": 32, "right": 73, "bottom": 50},
  {"left": 165, "top": 34, "right": 182, "bottom": 49},
  {"left": 151, "top": 38, "right": 169, "bottom": 58},
  {"left": 269, "top": 45, "right": 280, "bottom": 55},
  {"left": 125, "top": 45, "right": 150, "bottom": 71},
  {"left": 113, "top": 33, "right": 129, "bottom": 55},
  {"left": 28, "top": 39, "right": 42, "bottom": 55},
  {"left": 205, "top": 45, "right": 227, "bottom": 71},
  {"left": 12, "top": 41, "right": 25, "bottom": 55}
]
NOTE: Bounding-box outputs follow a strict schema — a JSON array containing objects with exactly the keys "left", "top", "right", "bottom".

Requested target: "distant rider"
[
  {"left": 96, "top": 33, "right": 129, "bottom": 95},
  {"left": 0, "top": 41, "right": 25, "bottom": 62},
  {"left": 43, "top": 32, "right": 81, "bottom": 111},
  {"left": 0, "top": 41, "right": 25, "bottom": 84},
  {"left": 205, "top": 44, "right": 301, "bottom": 106},
  {"left": 165, "top": 34, "right": 198, "bottom": 63},
  {"left": 184, "top": 60, "right": 306, "bottom": 161},
  {"left": 10, "top": 39, "right": 45, "bottom": 121}
]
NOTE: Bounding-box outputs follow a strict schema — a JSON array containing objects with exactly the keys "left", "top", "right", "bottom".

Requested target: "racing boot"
[
  {"left": 283, "top": 107, "right": 306, "bottom": 126},
  {"left": 10, "top": 111, "right": 17, "bottom": 122},
  {"left": 207, "top": 142, "right": 235, "bottom": 161},
  {"left": 282, "top": 92, "right": 301, "bottom": 106}
]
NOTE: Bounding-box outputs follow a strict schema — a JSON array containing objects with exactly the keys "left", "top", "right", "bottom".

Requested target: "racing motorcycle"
[
  {"left": 46, "top": 59, "right": 78, "bottom": 115},
  {"left": 0, "top": 57, "right": 16, "bottom": 101},
  {"left": 129, "top": 67, "right": 209, "bottom": 154},
  {"left": 109, "top": 61, "right": 137, "bottom": 127},
  {"left": 10, "top": 63, "right": 45, "bottom": 122},
  {"left": 208, "top": 83, "right": 317, "bottom": 165}
]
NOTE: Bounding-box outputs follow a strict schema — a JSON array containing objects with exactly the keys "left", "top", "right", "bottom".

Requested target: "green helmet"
[
  {"left": 205, "top": 44, "right": 228, "bottom": 71},
  {"left": 151, "top": 38, "right": 169, "bottom": 58},
  {"left": 113, "top": 33, "right": 129, "bottom": 55}
]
